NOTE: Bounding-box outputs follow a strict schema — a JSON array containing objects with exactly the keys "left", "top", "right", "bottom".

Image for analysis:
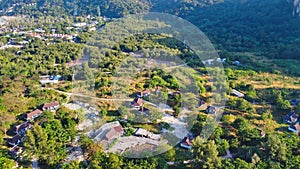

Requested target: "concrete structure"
[{"left": 232, "top": 89, "right": 245, "bottom": 98}]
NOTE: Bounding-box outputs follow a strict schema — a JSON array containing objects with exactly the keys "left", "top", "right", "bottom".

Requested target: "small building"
[
  {"left": 206, "top": 106, "right": 217, "bottom": 114},
  {"left": 24, "top": 109, "right": 42, "bottom": 121},
  {"left": 137, "top": 89, "right": 151, "bottom": 98},
  {"left": 39, "top": 75, "right": 62, "bottom": 84},
  {"left": 180, "top": 137, "right": 193, "bottom": 149},
  {"left": 15, "top": 122, "right": 32, "bottom": 135},
  {"left": 288, "top": 122, "right": 300, "bottom": 133},
  {"left": 105, "top": 125, "right": 124, "bottom": 141},
  {"left": 91, "top": 121, "right": 124, "bottom": 143},
  {"left": 42, "top": 101, "right": 60, "bottom": 111},
  {"left": 232, "top": 89, "right": 245, "bottom": 98},
  {"left": 283, "top": 112, "right": 299, "bottom": 124},
  {"left": 217, "top": 58, "right": 226, "bottom": 63},
  {"left": 131, "top": 98, "right": 143, "bottom": 108},
  {"left": 8, "top": 135, "right": 22, "bottom": 146},
  {"left": 202, "top": 59, "right": 214, "bottom": 65},
  {"left": 49, "top": 75, "right": 62, "bottom": 81}
]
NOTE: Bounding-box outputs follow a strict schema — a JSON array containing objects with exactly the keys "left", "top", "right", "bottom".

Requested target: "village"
[
  {"left": 0, "top": 1, "right": 299, "bottom": 168},
  {"left": 5, "top": 66, "right": 300, "bottom": 166},
  {"left": 0, "top": 13, "right": 108, "bottom": 52}
]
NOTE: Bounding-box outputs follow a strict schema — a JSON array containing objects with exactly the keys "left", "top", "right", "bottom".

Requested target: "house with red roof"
[
  {"left": 180, "top": 137, "right": 193, "bottom": 149},
  {"left": 288, "top": 122, "right": 300, "bottom": 134},
  {"left": 131, "top": 98, "right": 143, "bottom": 108},
  {"left": 105, "top": 125, "right": 124, "bottom": 141},
  {"left": 24, "top": 109, "right": 42, "bottom": 121},
  {"left": 42, "top": 101, "right": 60, "bottom": 111},
  {"left": 137, "top": 89, "right": 151, "bottom": 98}
]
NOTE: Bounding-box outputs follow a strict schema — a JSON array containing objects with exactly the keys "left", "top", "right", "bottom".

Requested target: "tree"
[
  {"left": 149, "top": 109, "right": 163, "bottom": 123},
  {"left": 221, "top": 158, "right": 235, "bottom": 169},
  {"left": 101, "top": 109, "right": 108, "bottom": 117},
  {"left": 265, "top": 134, "right": 287, "bottom": 162},
  {"left": 233, "top": 158, "right": 252, "bottom": 169},
  {"left": 0, "top": 112, "right": 15, "bottom": 137},
  {"left": 0, "top": 132, "right": 3, "bottom": 145},
  {"left": 251, "top": 153, "right": 261, "bottom": 166},
  {"left": 0, "top": 154, "right": 15, "bottom": 169},
  {"left": 24, "top": 124, "right": 68, "bottom": 166},
  {"left": 233, "top": 117, "right": 260, "bottom": 145},
  {"left": 192, "top": 137, "right": 221, "bottom": 169},
  {"left": 161, "top": 148, "right": 176, "bottom": 162},
  {"left": 89, "top": 152, "right": 123, "bottom": 169},
  {"left": 216, "top": 139, "right": 230, "bottom": 156},
  {"left": 295, "top": 104, "right": 300, "bottom": 114}
]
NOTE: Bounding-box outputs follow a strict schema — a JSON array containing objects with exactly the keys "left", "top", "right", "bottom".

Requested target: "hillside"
[
  {"left": 151, "top": 0, "right": 300, "bottom": 60},
  {"left": 0, "top": 0, "right": 300, "bottom": 169},
  {"left": 1, "top": 0, "right": 299, "bottom": 61}
]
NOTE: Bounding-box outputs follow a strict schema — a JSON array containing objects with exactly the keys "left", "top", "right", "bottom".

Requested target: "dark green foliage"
[
  {"left": 0, "top": 148, "right": 15, "bottom": 169},
  {"left": 227, "top": 98, "right": 256, "bottom": 113},
  {"left": 152, "top": 0, "right": 300, "bottom": 61}
]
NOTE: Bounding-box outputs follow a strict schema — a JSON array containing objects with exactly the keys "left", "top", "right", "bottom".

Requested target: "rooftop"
[
  {"left": 42, "top": 101, "right": 59, "bottom": 109},
  {"left": 26, "top": 109, "right": 42, "bottom": 119}
]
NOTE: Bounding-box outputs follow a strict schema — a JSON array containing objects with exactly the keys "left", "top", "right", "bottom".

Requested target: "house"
[
  {"left": 217, "top": 58, "right": 226, "bottom": 63},
  {"left": 232, "top": 89, "right": 245, "bottom": 98},
  {"left": 24, "top": 109, "right": 42, "bottom": 121},
  {"left": 105, "top": 125, "right": 124, "bottom": 141},
  {"left": 202, "top": 58, "right": 225, "bottom": 65},
  {"left": 49, "top": 75, "right": 62, "bottom": 81},
  {"left": 42, "top": 101, "right": 60, "bottom": 111},
  {"left": 283, "top": 112, "right": 299, "bottom": 124},
  {"left": 138, "top": 107, "right": 150, "bottom": 114},
  {"left": 15, "top": 122, "right": 32, "bottom": 135},
  {"left": 202, "top": 59, "right": 214, "bottom": 65},
  {"left": 137, "top": 90, "right": 151, "bottom": 98},
  {"left": 180, "top": 137, "right": 193, "bottom": 149},
  {"left": 206, "top": 106, "right": 217, "bottom": 114},
  {"left": 8, "top": 135, "right": 22, "bottom": 146},
  {"left": 91, "top": 121, "right": 124, "bottom": 144},
  {"left": 131, "top": 98, "right": 143, "bottom": 108},
  {"left": 288, "top": 122, "right": 300, "bottom": 133},
  {"left": 39, "top": 75, "right": 62, "bottom": 84}
]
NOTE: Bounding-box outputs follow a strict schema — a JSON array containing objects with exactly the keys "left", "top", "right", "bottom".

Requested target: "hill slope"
[{"left": 1, "top": 0, "right": 299, "bottom": 60}]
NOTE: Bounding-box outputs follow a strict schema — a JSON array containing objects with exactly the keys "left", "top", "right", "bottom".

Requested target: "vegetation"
[{"left": 0, "top": 0, "right": 299, "bottom": 169}]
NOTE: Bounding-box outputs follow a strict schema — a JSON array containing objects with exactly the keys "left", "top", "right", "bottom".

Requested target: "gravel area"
[
  {"left": 65, "top": 102, "right": 99, "bottom": 131},
  {"left": 108, "top": 136, "right": 167, "bottom": 154}
]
